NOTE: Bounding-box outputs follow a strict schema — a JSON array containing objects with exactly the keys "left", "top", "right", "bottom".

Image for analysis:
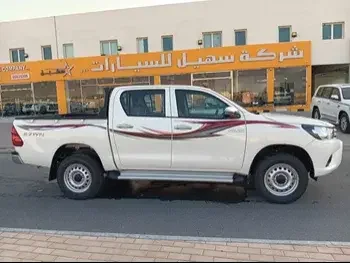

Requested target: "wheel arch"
[
  {"left": 338, "top": 110, "right": 348, "bottom": 121},
  {"left": 249, "top": 144, "right": 315, "bottom": 183},
  {"left": 49, "top": 143, "right": 104, "bottom": 181}
]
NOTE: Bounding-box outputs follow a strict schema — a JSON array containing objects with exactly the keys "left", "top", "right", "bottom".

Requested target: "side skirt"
[{"left": 107, "top": 170, "right": 248, "bottom": 186}]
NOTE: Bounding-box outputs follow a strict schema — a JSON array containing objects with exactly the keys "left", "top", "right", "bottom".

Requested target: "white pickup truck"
[{"left": 11, "top": 85, "right": 343, "bottom": 204}]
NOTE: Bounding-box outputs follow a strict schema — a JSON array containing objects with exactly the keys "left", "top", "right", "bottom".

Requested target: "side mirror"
[
  {"left": 331, "top": 94, "right": 340, "bottom": 101},
  {"left": 224, "top": 107, "right": 241, "bottom": 119}
]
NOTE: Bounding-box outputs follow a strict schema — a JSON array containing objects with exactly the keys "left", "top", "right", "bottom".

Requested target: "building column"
[
  {"left": 56, "top": 80, "right": 68, "bottom": 114},
  {"left": 235, "top": 71, "right": 239, "bottom": 93},
  {"left": 267, "top": 68, "right": 275, "bottom": 105},
  {"left": 153, "top": 76, "right": 162, "bottom": 111},
  {"left": 154, "top": 76, "right": 161, "bottom": 85},
  {"left": 306, "top": 65, "right": 312, "bottom": 110}
]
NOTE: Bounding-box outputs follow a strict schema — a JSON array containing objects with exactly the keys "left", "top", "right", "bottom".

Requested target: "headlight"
[{"left": 302, "top": 125, "right": 336, "bottom": 140}]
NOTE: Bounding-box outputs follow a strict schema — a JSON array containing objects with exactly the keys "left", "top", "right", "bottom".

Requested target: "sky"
[{"left": 0, "top": 0, "right": 206, "bottom": 22}]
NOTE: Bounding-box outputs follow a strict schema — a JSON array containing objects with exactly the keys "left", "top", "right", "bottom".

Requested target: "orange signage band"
[{"left": 0, "top": 41, "right": 311, "bottom": 85}]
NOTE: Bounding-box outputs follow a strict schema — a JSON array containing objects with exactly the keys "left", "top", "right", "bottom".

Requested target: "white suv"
[{"left": 311, "top": 84, "right": 350, "bottom": 133}]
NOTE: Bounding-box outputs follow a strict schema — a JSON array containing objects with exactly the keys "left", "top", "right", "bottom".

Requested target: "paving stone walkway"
[{"left": 0, "top": 231, "right": 350, "bottom": 262}]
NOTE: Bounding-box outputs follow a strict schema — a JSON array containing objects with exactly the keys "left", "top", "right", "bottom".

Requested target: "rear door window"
[
  {"left": 120, "top": 89, "right": 165, "bottom": 117},
  {"left": 315, "top": 87, "right": 324, "bottom": 97},
  {"left": 321, "top": 87, "right": 333, "bottom": 99}
]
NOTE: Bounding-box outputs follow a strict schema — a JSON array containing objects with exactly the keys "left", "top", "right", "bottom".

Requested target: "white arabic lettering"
[
  {"left": 279, "top": 46, "right": 304, "bottom": 62},
  {"left": 116, "top": 53, "right": 172, "bottom": 70},
  {"left": 177, "top": 53, "right": 234, "bottom": 68},
  {"left": 239, "top": 49, "right": 276, "bottom": 62}
]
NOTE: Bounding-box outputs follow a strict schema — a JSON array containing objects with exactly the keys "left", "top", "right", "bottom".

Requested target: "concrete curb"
[{"left": 0, "top": 227, "right": 349, "bottom": 247}]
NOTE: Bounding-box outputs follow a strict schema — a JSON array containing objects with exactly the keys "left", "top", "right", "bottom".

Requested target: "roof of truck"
[{"left": 317, "top": 83, "right": 350, "bottom": 88}]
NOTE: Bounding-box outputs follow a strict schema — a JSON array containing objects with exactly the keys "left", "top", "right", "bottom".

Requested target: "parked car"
[
  {"left": 46, "top": 103, "right": 59, "bottom": 114},
  {"left": 11, "top": 85, "right": 343, "bottom": 204},
  {"left": 311, "top": 84, "right": 350, "bottom": 133},
  {"left": 3, "top": 103, "right": 23, "bottom": 116}
]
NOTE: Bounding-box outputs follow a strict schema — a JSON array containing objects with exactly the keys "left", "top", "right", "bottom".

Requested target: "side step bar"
[{"left": 108, "top": 170, "right": 247, "bottom": 184}]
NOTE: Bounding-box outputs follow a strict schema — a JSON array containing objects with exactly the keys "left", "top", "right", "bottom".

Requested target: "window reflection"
[
  {"left": 236, "top": 69, "right": 267, "bottom": 106},
  {"left": 67, "top": 77, "right": 154, "bottom": 113},
  {"left": 1, "top": 84, "right": 33, "bottom": 116},
  {"left": 33, "top": 82, "right": 58, "bottom": 114},
  {"left": 192, "top": 72, "right": 232, "bottom": 100},
  {"left": 161, "top": 74, "right": 191, "bottom": 85},
  {"left": 274, "top": 67, "right": 306, "bottom": 106}
]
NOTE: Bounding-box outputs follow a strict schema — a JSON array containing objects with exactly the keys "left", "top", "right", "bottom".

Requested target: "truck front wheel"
[
  {"left": 57, "top": 153, "right": 104, "bottom": 200},
  {"left": 254, "top": 153, "right": 309, "bottom": 204}
]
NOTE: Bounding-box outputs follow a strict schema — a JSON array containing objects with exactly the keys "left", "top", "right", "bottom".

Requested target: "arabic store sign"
[
  {"left": 80, "top": 42, "right": 309, "bottom": 74},
  {"left": 0, "top": 41, "right": 311, "bottom": 83}
]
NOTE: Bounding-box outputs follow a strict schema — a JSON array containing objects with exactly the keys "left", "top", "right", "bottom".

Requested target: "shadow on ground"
[{"left": 99, "top": 179, "right": 248, "bottom": 204}]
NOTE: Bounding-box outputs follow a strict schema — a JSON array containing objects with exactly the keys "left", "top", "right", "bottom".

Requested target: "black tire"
[
  {"left": 312, "top": 107, "right": 320, "bottom": 119},
  {"left": 254, "top": 153, "right": 309, "bottom": 204},
  {"left": 39, "top": 106, "right": 47, "bottom": 115},
  {"left": 339, "top": 112, "right": 350, "bottom": 134},
  {"left": 57, "top": 153, "right": 105, "bottom": 200}
]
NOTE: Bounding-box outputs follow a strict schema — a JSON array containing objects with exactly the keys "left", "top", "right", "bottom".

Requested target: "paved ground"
[
  {"left": 0, "top": 121, "right": 12, "bottom": 150},
  {"left": 0, "top": 150, "right": 350, "bottom": 242},
  {"left": 0, "top": 230, "right": 350, "bottom": 262}
]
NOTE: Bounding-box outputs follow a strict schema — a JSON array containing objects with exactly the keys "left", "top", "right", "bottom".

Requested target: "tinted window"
[
  {"left": 315, "top": 87, "right": 324, "bottom": 97},
  {"left": 19, "top": 49, "right": 25, "bottom": 62},
  {"left": 162, "top": 36, "right": 173, "bottom": 51},
  {"left": 321, "top": 87, "right": 333, "bottom": 99},
  {"left": 11, "top": 50, "right": 19, "bottom": 62},
  {"left": 333, "top": 23, "right": 343, "bottom": 39},
  {"left": 235, "top": 30, "right": 246, "bottom": 46},
  {"left": 341, "top": 88, "right": 350, "bottom": 100},
  {"left": 120, "top": 90, "right": 165, "bottom": 117},
  {"left": 42, "top": 46, "right": 52, "bottom": 60},
  {"left": 137, "top": 38, "right": 149, "bottom": 53},
  {"left": 63, "top": 43, "right": 74, "bottom": 58},
  {"left": 175, "top": 90, "right": 228, "bottom": 119},
  {"left": 322, "top": 24, "right": 332, "bottom": 40},
  {"left": 330, "top": 88, "right": 340, "bottom": 100},
  {"left": 203, "top": 32, "right": 222, "bottom": 48},
  {"left": 279, "top": 26, "right": 291, "bottom": 42}
]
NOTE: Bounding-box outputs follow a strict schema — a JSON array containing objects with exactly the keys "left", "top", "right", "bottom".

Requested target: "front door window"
[{"left": 175, "top": 90, "right": 228, "bottom": 119}]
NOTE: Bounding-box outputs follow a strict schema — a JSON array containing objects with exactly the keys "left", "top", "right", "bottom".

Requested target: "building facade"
[{"left": 0, "top": 0, "right": 348, "bottom": 115}]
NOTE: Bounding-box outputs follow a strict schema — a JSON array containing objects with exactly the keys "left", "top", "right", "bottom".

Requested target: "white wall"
[
  {"left": 0, "top": 17, "right": 58, "bottom": 62},
  {"left": 0, "top": 0, "right": 349, "bottom": 65}
]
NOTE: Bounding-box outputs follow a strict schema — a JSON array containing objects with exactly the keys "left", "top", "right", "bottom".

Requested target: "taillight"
[{"left": 11, "top": 125, "right": 23, "bottom": 147}]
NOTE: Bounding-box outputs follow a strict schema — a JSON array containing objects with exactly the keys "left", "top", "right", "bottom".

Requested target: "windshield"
[{"left": 342, "top": 87, "right": 350, "bottom": 100}]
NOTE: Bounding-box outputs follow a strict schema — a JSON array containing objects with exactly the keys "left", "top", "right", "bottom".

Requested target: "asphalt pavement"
[
  {"left": 0, "top": 153, "right": 350, "bottom": 242},
  {"left": 0, "top": 113, "right": 350, "bottom": 242}
]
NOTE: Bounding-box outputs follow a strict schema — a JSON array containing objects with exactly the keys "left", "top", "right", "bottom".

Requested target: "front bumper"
[
  {"left": 305, "top": 138, "right": 343, "bottom": 177},
  {"left": 11, "top": 151, "right": 24, "bottom": 165}
]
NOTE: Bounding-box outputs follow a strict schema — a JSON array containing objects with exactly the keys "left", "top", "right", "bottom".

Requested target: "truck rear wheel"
[
  {"left": 57, "top": 153, "right": 104, "bottom": 200},
  {"left": 254, "top": 153, "right": 309, "bottom": 204}
]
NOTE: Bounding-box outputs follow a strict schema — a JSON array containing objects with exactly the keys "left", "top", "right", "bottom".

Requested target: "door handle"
[
  {"left": 174, "top": 124, "right": 192, "bottom": 131},
  {"left": 116, "top": 123, "right": 134, "bottom": 129}
]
